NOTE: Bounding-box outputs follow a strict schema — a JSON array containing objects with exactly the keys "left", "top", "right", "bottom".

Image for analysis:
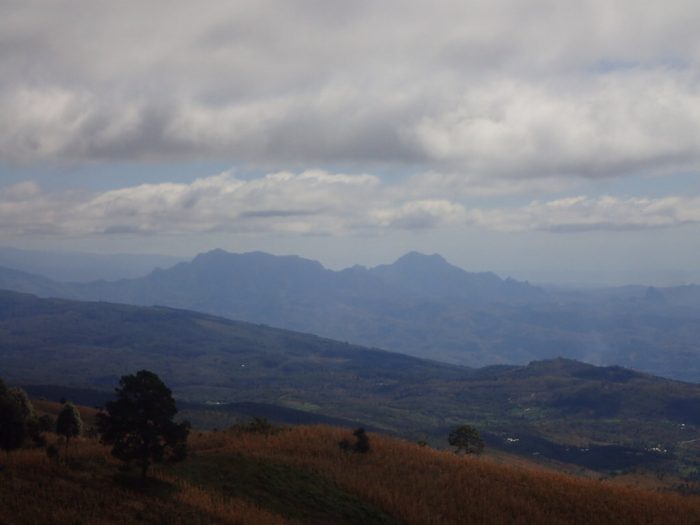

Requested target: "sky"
[{"left": 1, "top": 0, "right": 700, "bottom": 285}]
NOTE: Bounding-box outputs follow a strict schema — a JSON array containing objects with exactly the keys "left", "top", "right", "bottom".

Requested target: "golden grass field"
[{"left": 1, "top": 402, "right": 700, "bottom": 524}]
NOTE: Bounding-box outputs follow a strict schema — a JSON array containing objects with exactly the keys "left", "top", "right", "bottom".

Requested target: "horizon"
[{"left": 1, "top": 244, "right": 697, "bottom": 288}]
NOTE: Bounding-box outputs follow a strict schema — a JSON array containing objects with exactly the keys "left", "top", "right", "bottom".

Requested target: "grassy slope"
[
  {"left": 183, "top": 426, "right": 700, "bottom": 525},
  {"left": 2, "top": 404, "right": 700, "bottom": 525}
]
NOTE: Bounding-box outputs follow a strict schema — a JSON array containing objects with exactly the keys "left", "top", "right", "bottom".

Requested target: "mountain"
[
  {"left": 368, "top": 251, "right": 543, "bottom": 302},
  {"left": 0, "top": 246, "right": 183, "bottom": 282},
  {"left": 2, "top": 249, "right": 700, "bottom": 381},
  {"left": 0, "top": 265, "right": 77, "bottom": 298},
  {"left": 2, "top": 290, "right": 700, "bottom": 476},
  {"left": 73, "top": 248, "right": 543, "bottom": 307},
  {"left": 58, "top": 250, "right": 554, "bottom": 367}
]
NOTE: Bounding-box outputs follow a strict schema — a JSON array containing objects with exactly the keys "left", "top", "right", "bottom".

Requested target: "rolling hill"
[{"left": 2, "top": 290, "right": 700, "bottom": 477}]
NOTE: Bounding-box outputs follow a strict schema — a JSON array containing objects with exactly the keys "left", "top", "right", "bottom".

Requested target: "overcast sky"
[{"left": 1, "top": 0, "right": 699, "bottom": 285}]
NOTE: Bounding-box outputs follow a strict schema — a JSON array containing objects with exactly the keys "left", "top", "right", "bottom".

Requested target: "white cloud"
[
  {"left": 371, "top": 200, "right": 467, "bottom": 230},
  {"left": 2, "top": 1, "right": 700, "bottom": 183},
  {"left": 408, "top": 72, "right": 700, "bottom": 178},
  {"left": 0, "top": 171, "right": 427, "bottom": 236},
  {"left": 1, "top": 173, "right": 698, "bottom": 238},
  {"left": 469, "top": 195, "right": 700, "bottom": 232},
  {"left": 403, "top": 171, "right": 577, "bottom": 198}
]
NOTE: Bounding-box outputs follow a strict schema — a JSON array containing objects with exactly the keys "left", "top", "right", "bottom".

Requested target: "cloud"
[
  {"left": 2, "top": 1, "right": 700, "bottom": 182},
  {"left": 402, "top": 171, "right": 577, "bottom": 198},
  {"left": 1, "top": 173, "right": 698, "bottom": 238},
  {"left": 0, "top": 171, "right": 463, "bottom": 236},
  {"left": 407, "top": 72, "right": 700, "bottom": 178},
  {"left": 469, "top": 195, "right": 700, "bottom": 232},
  {"left": 372, "top": 200, "right": 467, "bottom": 230}
]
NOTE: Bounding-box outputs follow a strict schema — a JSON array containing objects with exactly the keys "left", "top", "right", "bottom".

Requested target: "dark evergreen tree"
[
  {"left": 448, "top": 424, "right": 484, "bottom": 455},
  {"left": 97, "top": 370, "right": 190, "bottom": 478},
  {"left": 56, "top": 402, "right": 82, "bottom": 454},
  {"left": 9, "top": 388, "right": 35, "bottom": 421},
  {"left": 10, "top": 388, "right": 44, "bottom": 447},
  {"left": 0, "top": 379, "right": 26, "bottom": 455}
]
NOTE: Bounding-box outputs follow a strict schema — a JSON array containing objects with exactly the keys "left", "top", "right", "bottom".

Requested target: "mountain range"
[{"left": 1, "top": 249, "right": 700, "bottom": 381}]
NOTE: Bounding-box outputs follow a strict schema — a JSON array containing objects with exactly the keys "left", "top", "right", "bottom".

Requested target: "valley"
[{"left": 2, "top": 290, "right": 700, "bottom": 481}]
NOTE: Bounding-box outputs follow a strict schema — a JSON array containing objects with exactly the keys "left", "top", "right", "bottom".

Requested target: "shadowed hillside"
[{"left": 3, "top": 290, "right": 700, "bottom": 478}]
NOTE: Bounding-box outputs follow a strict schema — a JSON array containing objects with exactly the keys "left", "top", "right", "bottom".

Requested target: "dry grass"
[
  {"left": 2, "top": 425, "right": 700, "bottom": 524},
  {"left": 155, "top": 471, "right": 298, "bottom": 525},
  {"left": 189, "top": 425, "right": 700, "bottom": 525},
  {"left": 0, "top": 437, "right": 294, "bottom": 525}
]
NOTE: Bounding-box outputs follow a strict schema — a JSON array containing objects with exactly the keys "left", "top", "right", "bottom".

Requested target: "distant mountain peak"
[
  {"left": 191, "top": 248, "right": 234, "bottom": 261},
  {"left": 392, "top": 251, "right": 450, "bottom": 268}
]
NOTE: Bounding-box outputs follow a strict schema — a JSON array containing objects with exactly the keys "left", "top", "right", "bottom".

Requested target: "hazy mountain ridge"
[
  {"left": 2, "top": 249, "right": 700, "bottom": 381},
  {"left": 0, "top": 246, "right": 183, "bottom": 282},
  {"left": 0, "top": 265, "right": 78, "bottom": 299}
]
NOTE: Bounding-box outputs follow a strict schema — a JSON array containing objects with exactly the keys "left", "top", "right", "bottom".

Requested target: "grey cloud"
[
  {"left": 0, "top": 174, "right": 698, "bottom": 238},
  {"left": 468, "top": 195, "right": 700, "bottom": 232},
  {"left": 3, "top": 1, "right": 700, "bottom": 181},
  {"left": 238, "top": 209, "right": 320, "bottom": 219},
  {"left": 0, "top": 171, "right": 386, "bottom": 236},
  {"left": 407, "top": 72, "right": 700, "bottom": 179}
]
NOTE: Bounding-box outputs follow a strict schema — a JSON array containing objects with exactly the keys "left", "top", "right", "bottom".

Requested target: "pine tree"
[
  {"left": 56, "top": 402, "right": 83, "bottom": 454},
  {"left": 0, "top": 379, "right": 26, "bottom": 456},
  {"left": 97, "top": 370, "right": 190, "bottom": 479}
]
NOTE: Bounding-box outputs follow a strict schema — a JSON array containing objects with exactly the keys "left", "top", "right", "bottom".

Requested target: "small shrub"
[
  {"left": 233, "top": 417, "right": 280, "bottom": 435},
  {"left": 353, "top": 428, "right": 370, "bottom": 453},
  {"left": 448, "top": 424, "right": 484, "bottom": 455},
  {"left": 339, "top": 427, "right": 370, "bottom": 453}
]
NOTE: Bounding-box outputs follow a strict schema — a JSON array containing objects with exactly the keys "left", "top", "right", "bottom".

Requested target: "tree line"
[{"left": 0, "top": 371, "right": 190, "bottom": 480}]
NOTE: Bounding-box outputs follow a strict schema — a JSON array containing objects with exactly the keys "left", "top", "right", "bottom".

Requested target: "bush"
[
  {"left": 448, "top": 424, "right": 484, "bottom": 455},
  {"left": 340, "top": 427, "right": 371, "bottom": 453},
  {"left": 233, "top": 417, "right": 279, "bottom": 435}
]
